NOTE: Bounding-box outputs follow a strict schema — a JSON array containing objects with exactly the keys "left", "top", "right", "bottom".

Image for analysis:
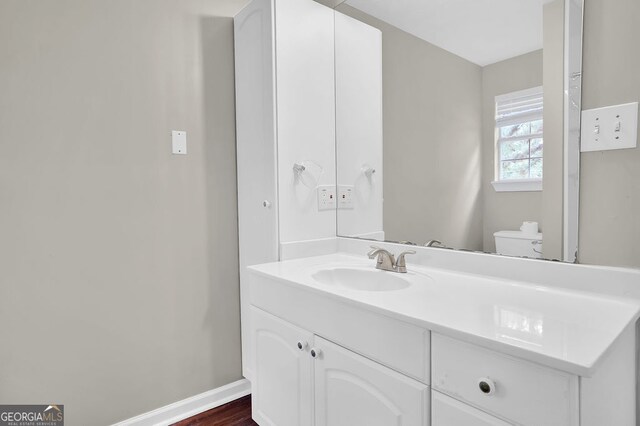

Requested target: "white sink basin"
[{"left": 311, "top": 267, "right": 411, "bottom": 292}]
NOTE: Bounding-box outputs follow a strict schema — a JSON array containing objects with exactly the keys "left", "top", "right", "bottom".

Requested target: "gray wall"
[
  {"left": 0, "top": 0, "right": 247, "bottom": 424},
  {"left": 481, "top": 50, "right": 544, "bottom": 253},
  {"left": 580, "top": 0, "right": 640, "bottom": 268},
  {"left": 336, "top": 4, "right": 484, "bottom": 250}
]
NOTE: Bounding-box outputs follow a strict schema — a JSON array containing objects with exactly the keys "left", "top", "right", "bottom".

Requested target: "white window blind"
[
  {"left": 496, "top": 87, "right": 544, "bottom": 127},
  {"left": 493, "top": 86, "right": 544, "bottom": 189}
]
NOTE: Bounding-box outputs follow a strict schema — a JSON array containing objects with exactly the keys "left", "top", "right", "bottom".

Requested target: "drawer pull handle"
[
  {"left": 310, "top": 348, "right": 322, "bottom": 359},
  {"left": 478, "top": 377, "right": 496, "bottom": 395},
  {"left": 296, "top": 341, "right": 308, "bottom": 351}
]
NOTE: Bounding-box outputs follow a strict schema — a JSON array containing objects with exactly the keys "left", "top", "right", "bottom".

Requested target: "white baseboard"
[{"left": 112, "top": 378, "right": 251, "bottom": 426}]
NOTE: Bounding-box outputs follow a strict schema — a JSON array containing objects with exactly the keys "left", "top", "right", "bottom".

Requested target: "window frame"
[{"left": 491, "top": 86, "right": 544, "bottom": 193}]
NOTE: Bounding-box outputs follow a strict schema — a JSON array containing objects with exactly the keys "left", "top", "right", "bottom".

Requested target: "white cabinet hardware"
[
  {"left": 309, "top": 347, "right": 322, "bottom": 359},
  {"left": 478, "top": 377, "right": 496, "bottom": 396}
]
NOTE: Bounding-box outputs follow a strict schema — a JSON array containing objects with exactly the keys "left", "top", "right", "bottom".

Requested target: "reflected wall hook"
[
  {"left": 293, "top": 163, "right": 306, "bottom": 174},
  {"left": 362, "top": 165, "right": 376, "bottom": 178}
]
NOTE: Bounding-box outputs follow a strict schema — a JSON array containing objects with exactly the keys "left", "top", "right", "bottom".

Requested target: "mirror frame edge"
[{"left": 563, "top": 0, "right": 584, "bottom": 263}]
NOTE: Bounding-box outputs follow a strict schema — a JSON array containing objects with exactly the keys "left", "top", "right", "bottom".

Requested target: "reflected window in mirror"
[{"left": 492, "top": 87, "right": 544, "bottom": 192}]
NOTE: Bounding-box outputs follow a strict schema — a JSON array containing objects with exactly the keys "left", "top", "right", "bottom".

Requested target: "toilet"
[{"left": 494, "top": 230, "right": 543, "bottom": 258}]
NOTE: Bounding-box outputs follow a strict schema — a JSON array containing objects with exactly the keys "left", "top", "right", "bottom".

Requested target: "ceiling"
[{"left": 342, "top": 0, "right": 554, "bottom": 67}]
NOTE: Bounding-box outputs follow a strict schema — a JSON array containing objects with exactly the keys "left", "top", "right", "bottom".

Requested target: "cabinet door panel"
[
  {"left": 251, "top": 307, "right": 313, "bottom": 426},
  {"left": 432, "top": 391, "right": 511, "bottom": 426},
  {"left": 314, "top": 336, "right": 429, "bottom": 426}
]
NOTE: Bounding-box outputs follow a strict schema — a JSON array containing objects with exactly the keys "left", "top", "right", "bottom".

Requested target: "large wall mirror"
[{"left": 332, "top": 0, "right": 583, "bottom": 262}]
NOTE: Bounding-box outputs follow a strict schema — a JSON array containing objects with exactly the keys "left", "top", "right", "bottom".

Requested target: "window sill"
[{"left": 491, "top": 179, "right": 543, "bottom": 192}]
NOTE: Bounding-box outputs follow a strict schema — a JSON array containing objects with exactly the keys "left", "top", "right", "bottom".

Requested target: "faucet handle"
[
  {"left": 368, "top": 246, "right": 394, "bottom": 260},
  {"left": 367, "top": 246, "right": 382, "bottom": 258},
  {"left": 395, "top": 250, "right": 416, "bottom": 273},
  {"left": 425, "top": 240, "right": 444, "bottom": 248},
  {"left": 367, "top": 246, "right": 396, "bottom": 271}
]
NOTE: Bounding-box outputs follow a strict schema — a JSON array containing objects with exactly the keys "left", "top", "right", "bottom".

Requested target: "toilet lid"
[{"left": 494, "top": 230, "right": 543, "bottom": 240}]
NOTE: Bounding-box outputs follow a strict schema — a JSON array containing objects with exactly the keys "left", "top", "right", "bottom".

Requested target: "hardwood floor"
[{"left": 172, "top": 395, "right": 257, "bottom": 426}]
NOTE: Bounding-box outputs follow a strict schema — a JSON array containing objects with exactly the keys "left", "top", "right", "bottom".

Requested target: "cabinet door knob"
[
  {"left": 310, "top": 348, "right": 322, "bottom": 359},
  {"left": 263, "top": 200, "right": 272, "bottom": 208},
  {"left": 296, "top": 341, "right": 307, "bottom": 351},
  {"left": 478, "top": 377, "right": 496, "bottom": 395}
]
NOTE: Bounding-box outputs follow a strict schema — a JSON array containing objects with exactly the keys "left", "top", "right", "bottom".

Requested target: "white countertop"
[{"left": 248, "top": 253, "right": 640, "bottom": 377}]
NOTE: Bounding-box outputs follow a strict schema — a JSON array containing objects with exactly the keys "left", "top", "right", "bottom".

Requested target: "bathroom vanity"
[
  {"left": 233, "top": 0, "right": 640, "bottom": 424},
  {"left": 245, "top": 248, "right": 640, "bottom": 426}
]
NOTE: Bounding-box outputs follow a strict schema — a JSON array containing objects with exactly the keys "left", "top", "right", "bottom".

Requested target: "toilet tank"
[{"left": 494, "top": 231, "right": 543, "bottom": 259}]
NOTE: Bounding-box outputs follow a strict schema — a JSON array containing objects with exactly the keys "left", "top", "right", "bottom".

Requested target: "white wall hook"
[{"left": 293, "top": 160, "right": 324, "bottom": 189}]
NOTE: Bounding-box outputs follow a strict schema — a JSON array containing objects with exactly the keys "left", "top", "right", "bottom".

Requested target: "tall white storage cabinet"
[{"left": 234, "top": 0, "right": 336, "bottom": 380}]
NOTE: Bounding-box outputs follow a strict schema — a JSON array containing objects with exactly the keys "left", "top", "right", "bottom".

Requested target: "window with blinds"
[{"left": 495, "top": 87, "right": 544, "bottom": 184}]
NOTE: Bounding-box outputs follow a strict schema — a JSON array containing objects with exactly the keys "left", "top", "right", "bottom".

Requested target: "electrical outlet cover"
[
  {"left": 581, "top": 102, "right": 638, "bottom": 152},
  {"left": 317, "top": 185, "right": 337, "bottom": 211},
  {"left": 338, "top": 185, "right": 354, "bottom": 209},
  {"left": 172, "top": 130, "right": 187, "bottom": 154}
]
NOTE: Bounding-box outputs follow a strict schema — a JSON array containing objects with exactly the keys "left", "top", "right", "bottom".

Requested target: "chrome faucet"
[{"left": 367, "top": 246, "right": 416, "bottom": 273}]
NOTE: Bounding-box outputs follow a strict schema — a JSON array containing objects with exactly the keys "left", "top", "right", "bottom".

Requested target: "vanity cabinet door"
[
  {"left": 432, "top": 391, "right": 511, "bottom": 426},
  {"left": 313, "top": 336, "right": 429, "bottom": 426},
  {"left": 251, "top": 307, "right": 313, "bottom": 426}
]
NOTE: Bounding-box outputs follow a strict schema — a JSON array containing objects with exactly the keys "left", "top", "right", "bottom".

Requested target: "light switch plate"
[
  {"left": 317, "top": 185, "right": 336, "bottom": 211},
  {"left": 172, "top": 130, "right": 187, "bottom": 154},
  {"left": 581, "top": 102, "right": 638, "bottom": 152},
  {"left": 338, "top": 185, "right": 354, "bottom": 209}
]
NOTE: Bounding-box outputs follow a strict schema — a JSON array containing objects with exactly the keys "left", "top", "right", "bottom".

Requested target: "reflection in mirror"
[{"left": 334, "top": 0, "right": 582, "bottom": 262}]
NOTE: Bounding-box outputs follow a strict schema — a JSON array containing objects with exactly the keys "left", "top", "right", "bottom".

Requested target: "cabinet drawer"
[
  {"left": 250, "top": 273, "right": 430, "bottom": 383},
  {"left": 431, "top": 333, "right": 579, "bottom": 426},
  {"left": 432, "top": 390, "right": 510, "bottom": 426}
]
